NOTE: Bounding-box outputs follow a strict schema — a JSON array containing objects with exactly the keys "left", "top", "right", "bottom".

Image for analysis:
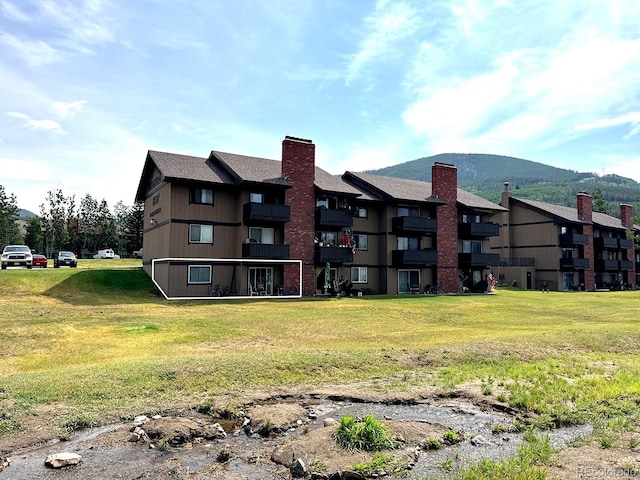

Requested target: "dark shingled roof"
[
  {"left": 344, "top": 171, "right": 506, "bottom": 211},
  {"left": 513, "top": 197, "right": 639, "bottom": 230},
  {"left": 212, "top": 151, "right": 290, "bottom": 186},
  {"left": 149, "top": 150, "right": 233, "bottom": 184}
]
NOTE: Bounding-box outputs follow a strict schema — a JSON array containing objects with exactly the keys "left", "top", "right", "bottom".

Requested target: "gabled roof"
[
  {"left": 211, "top": 151, "right": 291, "bottom": 187},
  {"left": 314, "top": 168, "right": 362, "bottom": 197},
  {"left": 135, "top": 150, "right": 236, "bottom": 201},
  {"left": 510, "top": 197, "right": 586, "bottom": 224},
  {"left": 511, "top": 197, "right": 638, "bottom": 231},
  {"left": 343, "top": 171, "right": 506, "bottom": 211}
]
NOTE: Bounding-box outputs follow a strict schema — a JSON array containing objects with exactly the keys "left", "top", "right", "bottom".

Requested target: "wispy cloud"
[
  {"left": 53, "top": 100, "right": 87, "bottom": 119},
  {"left": 345, "top": 0, "right": 422, "bottom": 85},
  {"left": 7, "top": 112, "right": 62, "bottom": 132},
  {"left": 0, "top": 33, "right": 62, "bottom": 67},
  {"left": 0, "top": 0, "right": 30, "bottom": 22}
]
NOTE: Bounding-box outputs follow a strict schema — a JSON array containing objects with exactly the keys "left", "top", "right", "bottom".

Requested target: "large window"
[
  {"left": 190, "top": 188, "right": 214, "bottom": 205},
  {"left": 189, "top": 224, "right": 213, "bottom": 243},
  {"left": 462, "top": 240, "right": 482, "bottom": 253},
  {"left": 250, "top": 192, "right": 264, "bottom": 203},
  {"left": 462, "top": 213, "right": 481, "bottom": 223},
  {"left": 398, "top": 270, "right": 420, "bottom": 293},
  {"left": 352, "top": 234, "right": 368, "bottom": 250},
  {"left": 351, "top": 267, "right": 367, "bottom": 283},
  {"left": 397, "top": 206, "right": 419, "bottom": 217},
  {"left": 397, "top": 236, "right": 419, "bottom": 250},
  {"left": 188, "top": 265, "right": 211, "bottom": 284},
  {"left": 249, "top": 227, "right": 274, "bottom": 244}
]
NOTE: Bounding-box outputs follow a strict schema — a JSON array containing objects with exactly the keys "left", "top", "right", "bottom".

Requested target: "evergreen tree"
[
  {"left": 592, "top": 188, "right": 611, "bottom": 214},
  {"left": 0, "top": 185, "right": 20, "bottom": 248}
]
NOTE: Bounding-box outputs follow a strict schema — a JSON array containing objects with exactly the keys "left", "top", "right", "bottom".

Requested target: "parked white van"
[{"left": 93, "top": 249, "right": 120, "bottom": 259}]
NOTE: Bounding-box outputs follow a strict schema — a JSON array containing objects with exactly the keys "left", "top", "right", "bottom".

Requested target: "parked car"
[
  {"left": 133, "top": 248, "right": 143, "bottom": 259},
  {"left": 32, "top": 254, "right": 48, "bottom": 268},
  {"left": 1, "top": 245, "right": 33, "bottom": 269},
  {"left": 54, "top": 251, "right": 78, "bottom": 268},
  {"left": 93, "top": 249, "right": 120, "bottom": 259}
]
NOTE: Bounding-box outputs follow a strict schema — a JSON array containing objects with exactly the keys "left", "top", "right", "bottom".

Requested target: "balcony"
[
  {"left": 392, "top": 249, "right": 438, "bottom": 267},
  {"left": 620, "top": 260, "right": 633, "bottom": 271},
  {"left": 458, "top": 222, "right": 500, "bottom": 238},
  {"left": 559, "top": 232, "right": 589, "bottom": 246},
  {"left": 316, "top": 246, "right": 353, "bottom": 265},
  {"left": 315, "top": 208, "right": 353, "bottom": 228},
  {"left": 392, "top": 216, "right": 437, "bottom": 234},
  {"left": 458, "top": 253, "right": 500, "bottom": 267},
  {"left": 242, "top": 243, "right": 290, "bottom": 259},
  {"left": 243, "top": 202, "right": 290, "bottom": 224},
  {"left": 560, "top": 257, "right": 590, "bottom": 270},
  {"left": 595, "top": 259, "right": 620, "bottom": 271},
  {"left": 594, "top": 237, "right": 619, "bottom": 250},
  {"left": 619, "top": 238, "right": 634, "bottom": 249}
]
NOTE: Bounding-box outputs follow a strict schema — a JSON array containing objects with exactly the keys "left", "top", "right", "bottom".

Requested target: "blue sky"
[{"left": 1, "top": 0, "right": 639, "bottom": 214}]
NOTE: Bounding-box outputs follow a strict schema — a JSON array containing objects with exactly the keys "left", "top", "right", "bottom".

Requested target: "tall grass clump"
[{"left": 336, "top": 415, "right": 398, "bottom": 452}]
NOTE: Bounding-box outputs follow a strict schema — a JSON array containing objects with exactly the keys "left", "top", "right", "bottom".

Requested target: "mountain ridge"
[{"left": 365, "top": 153, "right": 640, "bottom": 217}]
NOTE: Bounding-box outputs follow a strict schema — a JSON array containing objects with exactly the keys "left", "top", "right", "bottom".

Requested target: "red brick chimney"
[
  {"left": 621, "top": 204, "right": 633, "bottom": 229},
  {"left": 576, "top": 192, "right": 592, "bottom": 223},
  {"left": 432, "top": 162, "right": 459, "bottom": 294},
  {"left": 576, "top": 192, "right": 595, "bottom": 291},
  {"left": 282, "top": 136, "right": 316, "bottom": 296}
]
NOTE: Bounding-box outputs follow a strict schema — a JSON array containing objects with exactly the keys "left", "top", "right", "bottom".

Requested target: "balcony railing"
[
  {"left": 242, "top": 243, "right": 290, "bottom": 259},
  {"left": 315, "top": 208, "right": 353, "bottom": 228},
  {"left": 316, "top": 245, "right": 354, "bottom": 264},
  {"left": 595, "top": 259, "right": 620, "bottom": 271},
  {"left": 619, "top": 238, "right": 634, "bottom": 250},
  {"left": 392, "top": 216, "right": 437, "bottom": 234},
  {"left": 458, "top": 222, "right": 500, "bottom": 238},
  {"left": 620, "top": 260, "right": 633, "bottom": 271},
  {"left": 458, "top": 252, "right": 500, "bottom": 267},
  {"left": 392, "top": 249, "right": 438, "bottom": 266},
  {"left": 243, "top": 202, "right": 290, "bottom": 224},
  {"left": 559, "top": 232, "right": 589, "bottom": 246},
  {"left": 594, "top": 237, "right": 619, "bottom": 250},
  {"left": 560, "top": 257, "right": 590, "bottom": 270}
]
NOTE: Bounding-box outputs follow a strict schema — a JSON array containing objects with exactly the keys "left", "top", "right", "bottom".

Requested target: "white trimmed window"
[
  {"left": 189, "top": 224, "right": 213, "bottom": 243},
  {"left": 188, "top": 265, "right": 211, "bottom": 284},
  {"left": 250, "top": 192, "right": 264, "bottom": 203},
  {"left": 352, "top": 234, "right": 368, "bottom": 250},
  {"left": 351, "top": 267, "right": 367, "bottom": 283}
]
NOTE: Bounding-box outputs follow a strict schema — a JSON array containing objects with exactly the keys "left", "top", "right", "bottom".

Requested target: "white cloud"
[
  {"left": 0, "top": 33, "right": 62, "bottom": 67},
  {"left": 0, "top": 0, "right": 30, "bottom": 22},
  {"left": 7, "top": 112, "right": 62, "bottom": 132},
  {"left": 53, "top": 100, "right": 87, "bottom": 119},
  {"left": 0, "top": 156, "right": 52, "bottom": 180},
  {"left": 346, "top": 0, "right": 421, "bottom": 85},
  {"left": 574, "top": 112, "right": 640, "bottom": 138}
]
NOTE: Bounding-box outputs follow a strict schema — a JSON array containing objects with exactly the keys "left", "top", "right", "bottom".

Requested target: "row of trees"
[{"left": 1, "top": 185, "right": 144, "bottom": 258}]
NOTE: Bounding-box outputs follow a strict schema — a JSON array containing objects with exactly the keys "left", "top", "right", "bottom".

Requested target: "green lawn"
[{"left": 1, "top": 261, "right": 640, "bottom": 456}]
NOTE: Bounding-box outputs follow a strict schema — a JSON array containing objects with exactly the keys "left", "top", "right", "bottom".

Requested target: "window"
[
  {"left": 462, "top": 240, "right": 482, "bottom": 253},
  {"left": 352, "top": 234, "right": 368, "bottom": 250},
  {"left": 398, "top": 270, "right": 420, "bottom": 293},
  {"left": 189, "top": 224, "right": 213, "bottom": 243},
  {"left": 249, "top": 227, "right": 274, "bottom": 244},
  {"left": 354, "top": 206, "right": 368, "bottom": 218},
  {"left": 462, "top": 214, "right": 481, "bottom": 223},
  {"left": 397, "top": 236, "right": 419, "bottom": 250},
  {"left": 250, "top": 192, "right": 264, "bottom": 203},
  {"left": 351, "top": 267, "right": 367, "bottom": 283},
  {"left": 190, "top": 188, "right": 214, "bottom": 205},
  {"left": 397, "top": 206, "right": 419, "bottom": 217},
  {"left": 318, "top": 231, "right": 336, "bottom": 246},
  {"left": 188, "top": 265, "right": 211, "bottom": 284}
]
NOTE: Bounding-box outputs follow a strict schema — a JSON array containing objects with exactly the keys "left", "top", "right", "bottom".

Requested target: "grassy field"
[{"left": 1, "top": 260, "right": 640, "bottom": 474}]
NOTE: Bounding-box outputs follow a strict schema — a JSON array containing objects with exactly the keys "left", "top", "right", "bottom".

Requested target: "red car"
[{"left": 32, "top": 254, "right": 48, "bottom": 268}]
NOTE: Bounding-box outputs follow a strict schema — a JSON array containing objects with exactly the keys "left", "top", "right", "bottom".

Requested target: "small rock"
[
  {"left": 291, "top": 458, "right": 308, "bottom": 478},
  {"left": 133, "top": 415, "right": 150, "bottom": 425},
  {"left": 308, "top": 413, "right": 318, "bottom": 420},
  {"left": 44, "top": 452, "right": 82, "bottom": 469},
  {"left": 311, "top": 473, "right": 329, "bottom": 480},
  {"left": 343, "top": 471, "right": 365, "bottom": 480},
  {"left": 324, "top": 418, "right": 339, "bottom": 427},
  {"left": 471, "top": 435, "right": 492, "bottom": 447},
  {"left": 1, "top": 457, "right": 9, "bottom": 472},
  {"left": 271, "top": 444, "right": 295, "bottom": 466}
]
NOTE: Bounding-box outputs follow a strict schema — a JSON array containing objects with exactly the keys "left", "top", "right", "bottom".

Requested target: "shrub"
[{"left": 336, "top": 415, "right": 398, "bottom": 452}]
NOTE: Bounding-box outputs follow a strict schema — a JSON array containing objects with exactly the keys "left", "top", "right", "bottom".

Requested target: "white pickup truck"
[{"left": 132, "top": 248, "right": 143, "bottom": 259}]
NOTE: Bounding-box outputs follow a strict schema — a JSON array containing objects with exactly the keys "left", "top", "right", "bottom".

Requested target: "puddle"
[{"left": 0, "top": 400, "right": 593, "bottom": 480}]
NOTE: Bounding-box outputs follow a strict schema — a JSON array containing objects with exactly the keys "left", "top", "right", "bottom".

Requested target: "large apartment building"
[
  {"left": 134, "top": 136, "right": 506, "bottom": 298},
  {"left": 491, "top": 183, "right": 639, "bottom": 291}
]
